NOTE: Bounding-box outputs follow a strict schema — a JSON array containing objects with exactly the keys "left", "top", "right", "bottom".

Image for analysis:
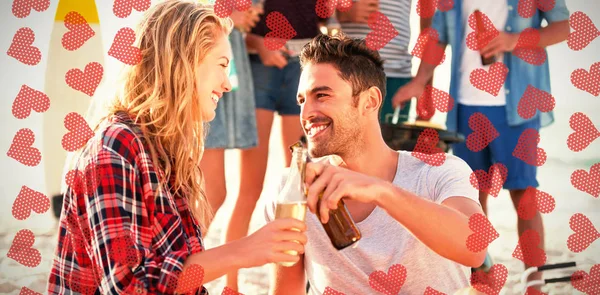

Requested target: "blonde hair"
[{"left": 108, "top": 0, "right": 233, "bottom": 231}]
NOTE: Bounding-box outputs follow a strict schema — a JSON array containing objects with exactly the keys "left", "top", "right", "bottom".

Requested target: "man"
[
  {"left": 264, "top": 34, "right": 486, "bottom": 295},
  {"left": 336, "top": 0, "right": 432, "bottom": 123},
  {"left": 393, "top": 0, "right": 570, "bottom": 282}
]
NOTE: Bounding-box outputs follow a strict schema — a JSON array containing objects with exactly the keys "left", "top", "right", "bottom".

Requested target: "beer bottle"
[
  {"left": 315, "top": 194, "right": 362, "bottom": 250},
  {"left": 300, "top": 146, "right": 361, "bottom": 250},
  {"left": 274, "top": 142, "right": 309, "bottom": 267},
  {"left": 475, "top": 9, "right": 496, "bottom": 65}
]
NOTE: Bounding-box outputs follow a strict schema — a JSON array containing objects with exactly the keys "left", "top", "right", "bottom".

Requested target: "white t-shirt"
[
  {"left": 265, "top": 151, "right": 480, "bottom": 294},
  {"left": 459, "top": 0, "right": 508, "bottom": 106}
]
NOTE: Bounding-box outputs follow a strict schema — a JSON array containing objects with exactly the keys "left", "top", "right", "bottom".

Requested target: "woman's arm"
[{"left": 184, "top": 218, "right": 308, "bottom": 285}]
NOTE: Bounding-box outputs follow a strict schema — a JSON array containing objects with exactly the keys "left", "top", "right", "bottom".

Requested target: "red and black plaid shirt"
[{"left": 48, "top": 112, "right": 207, "bottom": 294}]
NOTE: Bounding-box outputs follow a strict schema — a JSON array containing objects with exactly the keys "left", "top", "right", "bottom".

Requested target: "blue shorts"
[
  {"left": 249, "top": 54, "right": 301, "bottom": 116},
  {"left": 453, "top": 104, "right": 540, "bottom": 190}
]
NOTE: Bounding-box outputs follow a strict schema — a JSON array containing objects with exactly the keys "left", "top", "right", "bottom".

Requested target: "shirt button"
[
  {"left": 506, "top": 26, "right": 512, "bottom": 32},
  {"left": 506, "top": 89, "right": 510, "bottom": 95},
  {"left": 508, "top": 5, "right": 514, "bottom": 11}
]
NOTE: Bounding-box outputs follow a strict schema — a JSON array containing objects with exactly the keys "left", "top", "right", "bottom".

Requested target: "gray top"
[{"left": 265, "top": 151, "right": 480, "bottom": 294}]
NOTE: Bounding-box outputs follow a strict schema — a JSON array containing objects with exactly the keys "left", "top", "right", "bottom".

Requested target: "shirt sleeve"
[
  {"left": 432, "top": 10, "right": 449, "bottom": 45},
  {"left": 541, "top": 0, "right": 570, "bottom": 23},
  {"left": 426, "top": 154, "right": 480, "bottom": 206},
  {"left": 85, "top": 145, "right": 190, "bottom": 294}
]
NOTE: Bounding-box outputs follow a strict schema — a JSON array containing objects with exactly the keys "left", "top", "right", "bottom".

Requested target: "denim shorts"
[
  {"left": 249, "top": 54, "right": 301, "bottom": 115},
  {"left": 453, "top": 104, "right": 541, "bottom": 190},
  {"left": 205, "top": 29, "right": 258, "bottom": 149}
]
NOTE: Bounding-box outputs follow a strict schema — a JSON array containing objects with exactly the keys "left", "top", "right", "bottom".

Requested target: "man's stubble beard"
[{"left": 308, "top": 119, "right": 364, "bottom": 160}]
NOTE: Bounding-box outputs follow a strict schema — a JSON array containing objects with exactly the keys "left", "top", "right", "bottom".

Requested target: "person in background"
[
  {"left": 393, "top": 0, "right": 570, "bottom": 286},
  {"left": 200, "top": 3, "right": 263, "bottom": 230},
  {"left": 221, "top": 0, "right": 324, "bottom": 291},
  {"left": 336, "top": 0, "right": 433, "bottom": 124},
  {"left": 48, "top": 2, "right": 306, "bottom": 294}
]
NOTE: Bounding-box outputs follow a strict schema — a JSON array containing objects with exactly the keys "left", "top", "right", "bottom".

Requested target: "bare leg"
[
  {"left": 280, "top": 115, "right": 305, "bottom": 165},
  {"left": 479, "top": 191, "right": 489, "bottom": 216},
  {"left": 225, "top": 109, "right": 274, "bottom": 290},
  {"left": 200, "top": 149, "right": 226, "bottom": 231},
  {"left": 510, "top": 189, "right": 545, "bottom": 288}
]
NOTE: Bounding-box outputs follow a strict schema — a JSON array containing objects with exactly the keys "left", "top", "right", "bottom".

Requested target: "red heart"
[
  {"left": 215, "top": 0, "right": 252, "bottom": 18},
  {"left": 513, "top": 28, "right": 547, "bottom": 65},
  {"left": 412, "top": 28, "right": 446, "bottom": 66},
  {"left": 324, "top": 287, "right": 346, "bottom": 295},
  {"left": 222, "top": 286, "right": 244, "bottom": 295},
  {"left": 62, "top": 11, "right": 95, "bottom": 51},
  {"left": 470, "top": 264, "right": 508, "bottom": 295},
  {"left": 469, "top": 163, "right": 507, "bottom": 198},
  {"left": 518, "top": 0, "right": 556, "bottom": 19},
  {"left": 412, "top": 128, "right": 446, "bottom": 166},
  {"left": 65, "top": 62, "right": 103, "bottom": 96},
  {"left": 466, "top": 112, "right": 500, "bottom": 153},
  {"left": 424, "top": 286, "right": 447, "bottom": 295},
  {"left": 466, "top": 11, "right": 500, "bottom": 51},
  {"left": 62, "top": 112, "right": 94, "bottom": 152},
  {"left": 469, "top": 62, "right": 509, "bottom": 96},
  {"left": 19, "top": 287, "right": 42, "bottom": 295},
  {"left": 12, "top": 85, "right": 50, "bottom": 119},
  {"left": 7, "top": 229, "right": 41, "bottom": 267},
  {"left": 264, "top": 12, "right": 297, "bottom": 51},
  {"left": 416, "top": 85, "right": 455, "bottom": 120},
  {"left": 7, "top": 27, "right": 41, "bottom": 66},
  {"left": 12, "top": 186, "right": 50, "bottom": 221},
  {"left": 517, "top": 85, "right": 555, "bottom": 120},
  {"left": 571, "top": 61, "right": 600, "bottom": 96},
  {"left": 513, "top": 229, "right": 546, "bottom": 267},
  {"left": 512, "top": 128, "right": 546, "bottom": 167},
  {"left": 572, "top": 264, "right": 600, "bottom": 294},
  {"left": 416, "top": 0, "right": 454, "bottom": 18},
  {"left": 524, "top": 287, "right": 547, "bottom": 295},
  {"left": 568, "top": 11, "right": 600, "bottom": 51},
  {"left": 108, "top": 27, "right": 142, "bottom": 65},
  {"left": 175, "top": 264, "right": 205, "bottom": 294},
  {"left": 567, "top": 213, "right": 600, "bottom": 253},
  {"left": 113, "top": 0, "right": 151, "bottom": 18},
  {"left": 315, "top": 0, "right": 353, "bottom": 18},
  {"left": 366, "top": 11, "right": 399, "bottom": 51},
  {"left": 467, "top": 213, "right": 499, "bottom": 252},
  {"left": 517, "top": 187, "right": 555, "bottom": 220},
  {"left": 12, "top": 0, "right": 50, "bottom": 18},
  {"left": 368, "top": 264, "right": 407, "bottom": 295},
  {"left": 571, "top": 163, "right": 600, "bottom": 198},
  {"left": 109, "top": 232, "right": 141, "bottom": 267},
  {"left": 65, "top": 162, "right": 103, "bottom": 196},
  {"left": 7, "top": 128, "right": 41, "bottom": 167},
  {"left": 567, "top": 112, "right": 600, "bottom": 152}
]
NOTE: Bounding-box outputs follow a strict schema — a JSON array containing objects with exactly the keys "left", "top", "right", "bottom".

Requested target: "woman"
[
  {"left": 224, "top": 0, "right": 321, "bottom": 289},
  {"left": 200, "top": 3, "right": 262, "bottom": 227},
  {"left": 47, "top": 1, "right": 306, "bottom": 294}
]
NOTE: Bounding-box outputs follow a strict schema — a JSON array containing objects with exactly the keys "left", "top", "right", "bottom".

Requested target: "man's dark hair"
[{"left": 299, "top": 33, "right": 387, "bottom": 110}]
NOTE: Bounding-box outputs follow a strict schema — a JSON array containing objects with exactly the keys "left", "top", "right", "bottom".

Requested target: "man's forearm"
[
  {"left": 413, "top": 43, "right": 446, "bottom": 86},
  {"left": 245, "top": 33, "right": 264, "bottom": 52},
  {"left": 376, "top": 183, "right": 486, "bottom": 268},
  {"left": 537, "top": 20, "right": 570, "bottom": 48}
]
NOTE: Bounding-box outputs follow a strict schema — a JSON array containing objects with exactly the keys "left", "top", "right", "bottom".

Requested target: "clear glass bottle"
[{"left": 274, "top": 142, "right": 309, "bottom": 266}]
